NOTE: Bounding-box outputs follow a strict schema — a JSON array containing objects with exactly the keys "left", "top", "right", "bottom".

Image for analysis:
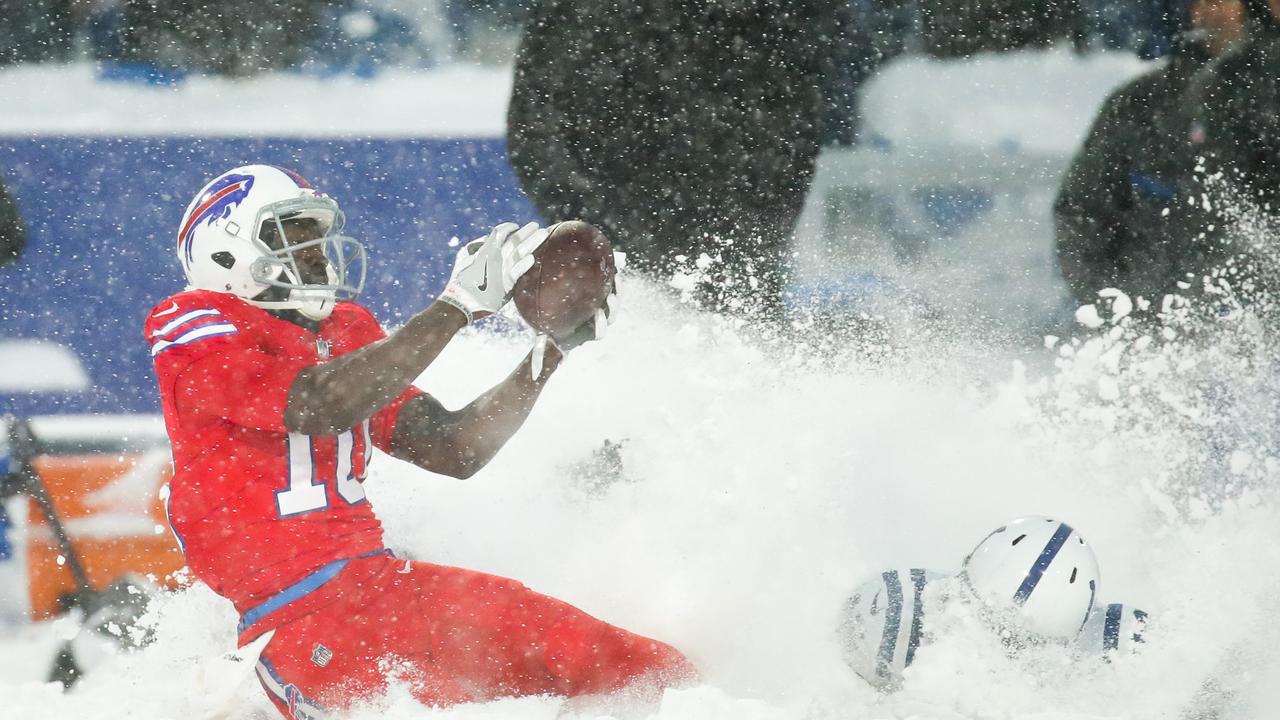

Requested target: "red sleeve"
[
  {"left": 370, "top": 386, "right": 424, "bottom": 453},
  {"left": 146, "top": 294, "right": 311, "bottom": 432},
  {"left": 172, "top": 346, "right": 311, "bottom": 431}
]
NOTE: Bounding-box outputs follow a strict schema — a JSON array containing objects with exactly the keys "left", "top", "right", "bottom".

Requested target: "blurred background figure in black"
[
  {"left": 507, "top": 0, "right": 841, "bottom": 320},
  {"left": 822, "top": 1, "right": 918, "bottom": 147},
  {"left": 919, "top": 0, "right": 1086, "bottom": 57},
  {"left": 115, "top": 0, "right": 325, "bottom": 76},
  {"left": 1183, "top": 0, "right": 1280, "bottom": 251},
  {"left": 0, "top": 175, "right": 25, "bottom": 268},
  {"left": 446, "top": 0, "right": 528, "bottom": 62},
  {"left": 1054, "top": 0, "right": 1246, "bottom": 309},
  {"left": 0, "top": 0, "right": 79, "bottom": 65}
]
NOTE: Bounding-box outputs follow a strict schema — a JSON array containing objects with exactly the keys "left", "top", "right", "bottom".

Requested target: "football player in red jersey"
[{"left": 147, "top": 165, "right": 694, "bottom": 718}]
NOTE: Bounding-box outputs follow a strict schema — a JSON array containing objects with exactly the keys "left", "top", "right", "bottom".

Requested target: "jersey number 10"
[{"left": 276, "top": 421, "right": 373, "bottom": 517}]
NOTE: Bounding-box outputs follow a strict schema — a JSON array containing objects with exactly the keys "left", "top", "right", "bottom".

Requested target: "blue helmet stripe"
[
  {"left": 1103, "top": 603, "right": 1123, "bottom": 651},
  {"left": 905, "top": 568, "right": 928, "bottom": 667},
  {"left": 1013, "top": 523, "right": 1074, "bottom": 604},
  {"left": 876, "top": 570, "right": 904, "bottom": 680}
]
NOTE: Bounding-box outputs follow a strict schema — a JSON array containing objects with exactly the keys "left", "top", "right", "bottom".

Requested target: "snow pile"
[
  {"left": 0, "top": 63, "right": 512, "bottom": 137},
  {"left": 863, "top": 47, "right": 1153, "bottom": 154},
  {"left": 0, "top": 340, "right": 91, "bottom": 392}
]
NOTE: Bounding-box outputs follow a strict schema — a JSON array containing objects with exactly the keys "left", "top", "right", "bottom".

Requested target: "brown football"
[{"left": 512, "top": 220, "right": 616, "bottom": 337}]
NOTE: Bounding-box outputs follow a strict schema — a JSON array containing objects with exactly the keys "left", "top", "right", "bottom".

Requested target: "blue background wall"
[{"left": 0, "top": 138, "right": 535, "bottom": 416}]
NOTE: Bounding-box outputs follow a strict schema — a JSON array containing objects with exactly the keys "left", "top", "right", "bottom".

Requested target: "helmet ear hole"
[
  {"left": 211, "top": 251, "right": 237, "bottom": 269},
  {"left": 1069, "top": 567, "right": 1078, "bottom": 583},
  {"left": 1011, "top": 534, "right": 1026, "bottom": 546}
]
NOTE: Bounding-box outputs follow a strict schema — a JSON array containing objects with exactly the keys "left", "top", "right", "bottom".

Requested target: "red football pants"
[{"left": 255, "top": 553, "right": 695, "bottom": 718}]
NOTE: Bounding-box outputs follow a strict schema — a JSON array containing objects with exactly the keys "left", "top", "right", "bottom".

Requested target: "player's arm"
[
  {"left": 384, "top": 268, "right": 615, "bottom": 478},
  {"left": 387, "top": 285, "right": 614, "bottom": 479},
  {"left": 286, "top": 223, "right": 548, "bottom": 436},
  {"left": 162, "top": 301, "right": 467, "bottom": 436},
  {"left": 285, "top": 301, "right": 468, "bottom": 435},
  {"left": 387, "top": 344, "right": 565, "bottom": 479}
]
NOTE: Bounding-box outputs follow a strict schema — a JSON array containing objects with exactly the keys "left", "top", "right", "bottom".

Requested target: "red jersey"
[{"left": 145, "top": 289, "right": 421, "bottom": 643}]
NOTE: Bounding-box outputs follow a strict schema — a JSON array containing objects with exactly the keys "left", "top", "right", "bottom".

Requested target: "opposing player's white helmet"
[
  {"left": 837, "top": 568, "right": 945, "bottom": 690},
  {"left": 1075, "top": 602, "right": 1148, "bottom": 656},
  {"left": 961, "top": 516, "right": 1100, "bottom": 641},
  {"left": 177, "top": 165, "right": 365, "bottom": 321}
]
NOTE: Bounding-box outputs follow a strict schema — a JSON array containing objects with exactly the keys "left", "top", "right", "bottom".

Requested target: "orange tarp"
[{"left": 26, "top": 454, "right": 184, "bottom": 619}]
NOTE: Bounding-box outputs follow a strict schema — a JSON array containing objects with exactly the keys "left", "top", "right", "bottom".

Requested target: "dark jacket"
[
  {"left": 119, "top": 0, "right": 322, "bottom": 76},
  {"left": 920, "top": 0, "right": 1084, "bottom": 58},
  {"left": 1173, "top": 19, "right": 1280, "bottom": 312},
  {"left": 507, "top": 0, "right": 837, "bottom": 311},
  {"left": 1054, "top": 40, "right": 1212, "bottom": 306},
  {"left": 0, "top": 177, "right": 24, "bottom": 267},
  {"left": 1185, "top": 21, "right": 1280, "bottom": 215}
]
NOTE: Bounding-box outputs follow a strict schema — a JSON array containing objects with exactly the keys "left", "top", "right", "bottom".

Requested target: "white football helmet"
[
  {"left": 176, "top": 165, "right": 366, "bottom": 321},
  {"left": 1075, "top": 602, "right": 1148, "bottom": 656},
  {"left": 961, "top": 516, "right": 1100, "bottom": 641},
  {"left": 837, "top": 567, "right": 946, "bottom": 690}
]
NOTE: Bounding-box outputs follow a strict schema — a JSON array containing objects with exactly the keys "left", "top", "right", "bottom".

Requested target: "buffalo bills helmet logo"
[{"left": 178, "top": 173, "right": 256, "bottom": 263}]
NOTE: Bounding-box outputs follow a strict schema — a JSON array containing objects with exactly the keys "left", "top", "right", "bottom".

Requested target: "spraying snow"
[{"left": 3, "top": 266, "right": 1278, "bottom": 720}]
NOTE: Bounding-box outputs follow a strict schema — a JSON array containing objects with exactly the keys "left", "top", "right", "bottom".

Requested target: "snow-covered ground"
[{"left": 6, "top": 49, "right": 1278, "bottom": 720}]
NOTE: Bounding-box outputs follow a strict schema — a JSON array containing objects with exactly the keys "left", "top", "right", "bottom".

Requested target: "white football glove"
[
  {"left": 439, "top": 222, "right": 548, "bottom": 322},
  {"left": 531, "top": 273, "right": 619, "bottom": 379}
]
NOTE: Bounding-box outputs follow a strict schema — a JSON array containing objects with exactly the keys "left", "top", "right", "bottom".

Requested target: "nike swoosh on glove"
[{"left": 439, "top": 222, "right": 547, "bottom": 322}]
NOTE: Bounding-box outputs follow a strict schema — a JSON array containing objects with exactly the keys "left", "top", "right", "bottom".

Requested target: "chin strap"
[
  {"left": 245, "top": 288, "right": 336, "bottom": 321},
  {"left": 295, "top": 294, "right": 335, "bottom": 321}
]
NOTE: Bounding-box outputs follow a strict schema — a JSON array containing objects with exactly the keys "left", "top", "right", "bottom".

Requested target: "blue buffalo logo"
[{"left": 178, "top": 173, "right": 256, "bottom": 263}]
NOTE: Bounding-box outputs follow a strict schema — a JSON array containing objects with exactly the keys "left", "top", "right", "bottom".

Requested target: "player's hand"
[
  {"left": 439, "top": 222, "right": 548, "bottom": 322},
  {"left": 530, "top": 276, "right": 618, "bottom": 378}
]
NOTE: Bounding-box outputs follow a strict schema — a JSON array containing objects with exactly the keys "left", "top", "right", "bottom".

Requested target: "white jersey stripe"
[
  {"left": 150, "top": 322, "right": 238, "bottom": 356},
  {"left": 150, "top": 308, "right": 222, "bottom": 338}
]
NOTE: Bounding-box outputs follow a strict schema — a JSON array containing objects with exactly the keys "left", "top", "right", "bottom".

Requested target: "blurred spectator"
[
  {"left": 447, "top": 0, "right": 528, "bottom": 63},
  {"left": 823, "top": 0, "right": 917, "bottom": 146},
  {"left": 822, "top": 1, "right": 865, "bottom": 147},
  {"left": 1081, "top": 0, "right": 1182, "bottom": 58},
  {"left": 115, "top": 0, "right": 326, "bottom": 76},
  {"left": 1054, "top": 0, "right": 1245, "bottom": 307},
  {"left": 305, "top": 0, "right": 435, "bottom": 75},
  {"left": 508, "top": 0, "right": 839, "bottom": 318},
  {"left": 0, "top": 0, "right": 78, "bottom": 64},
  {"left": 1184, "top": 0, "right": 1280, "bottom": 231},
  {"left": 920, "top": 0, "right": 1086, "bottom": 57},
  {"left": 0, "top": 175, "right": 25, "bottom": 267}
]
